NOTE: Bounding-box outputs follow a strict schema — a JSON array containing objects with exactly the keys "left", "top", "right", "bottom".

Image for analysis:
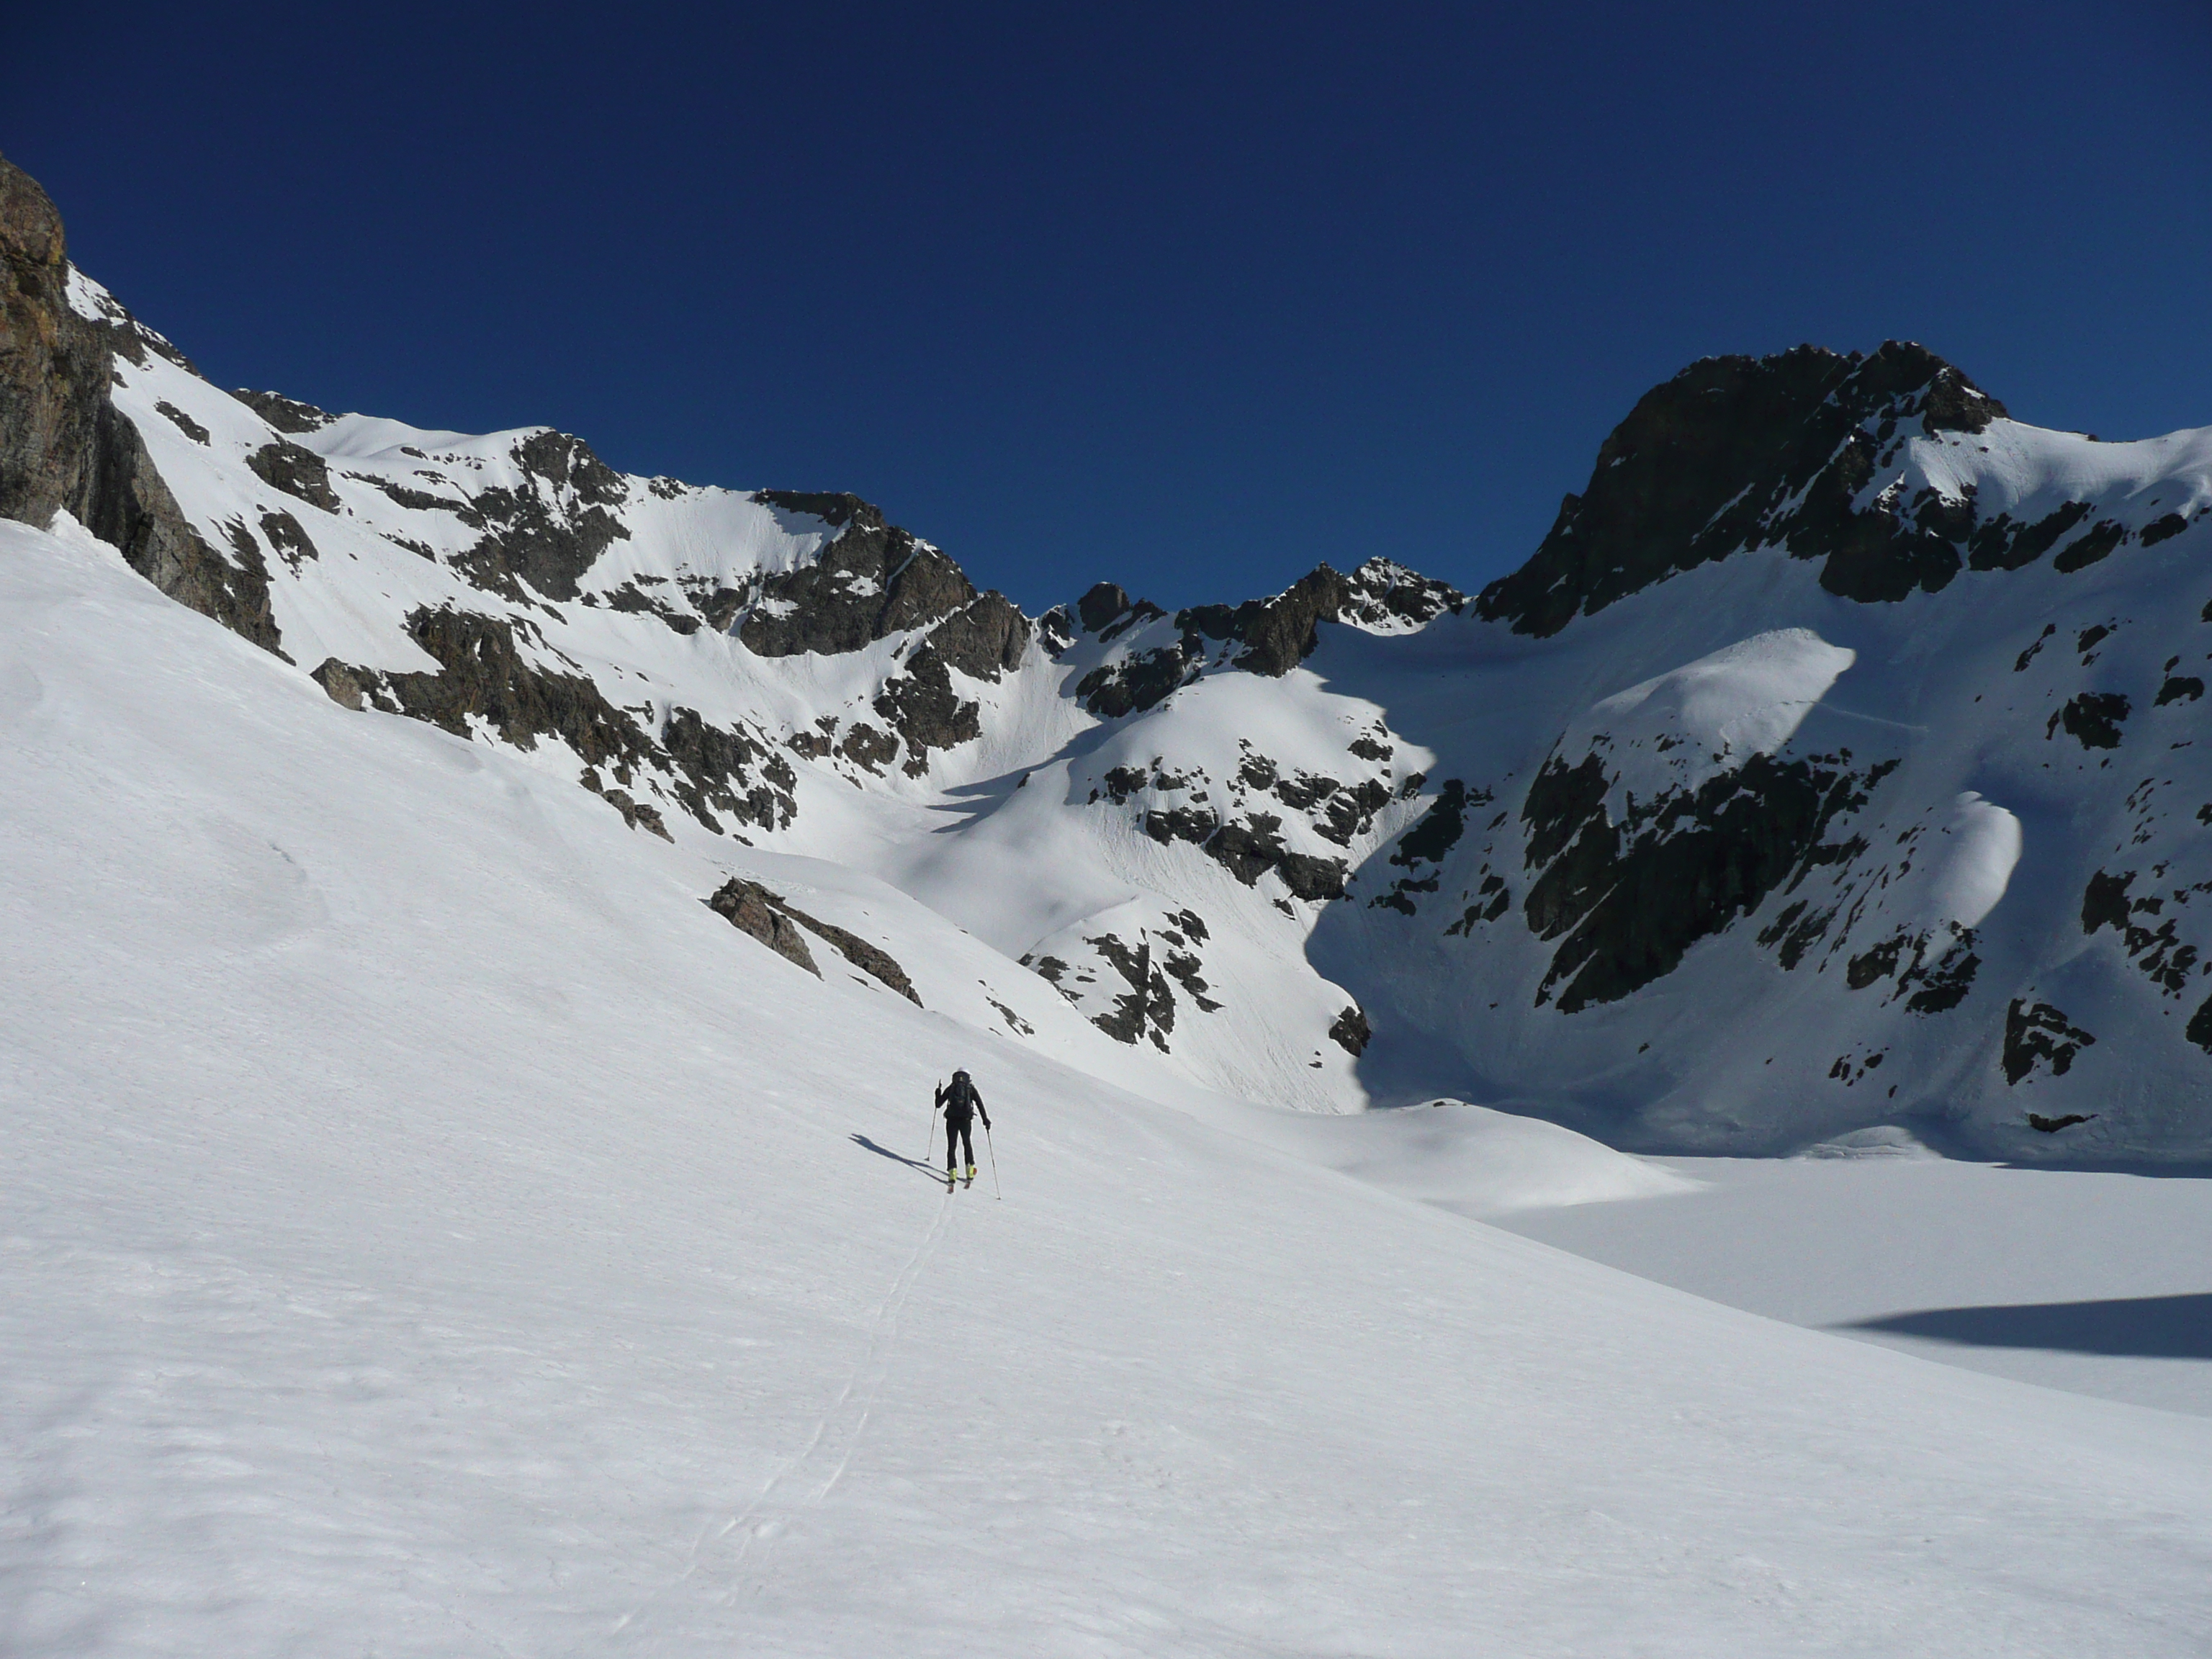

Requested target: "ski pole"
[
  {"left": 926, "top": 1081, "right": 938, "bottom": 1166},
  {"left": 984, "top": 1122, "right": 1001, "bottom": 1200}
]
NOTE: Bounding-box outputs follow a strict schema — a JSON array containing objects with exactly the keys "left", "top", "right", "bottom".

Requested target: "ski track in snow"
[
  {"left": 617, "top": 1187, "right": 957, "bottom": 1637},
  {"left": 802, "top": 1189, "right": 952, "bottom": 1507}
]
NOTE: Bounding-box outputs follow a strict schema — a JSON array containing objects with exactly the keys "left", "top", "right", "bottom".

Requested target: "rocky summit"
[{"left": 5, "top": 150, "right": 2211, "bottom": 1161}]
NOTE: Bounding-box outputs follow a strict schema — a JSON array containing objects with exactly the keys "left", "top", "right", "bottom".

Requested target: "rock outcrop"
[
  {"left": 1476, "top": 343, "right": 2015, "bottom": 634},
  {"left": 0, "top": 152, "right": 282, "bottom": 655},
  {"left": 706, "top": 876, "right": 921, "bottom": 1004},
  {"left": 741, "top": 491, "right": 985, "bottom": 657}
]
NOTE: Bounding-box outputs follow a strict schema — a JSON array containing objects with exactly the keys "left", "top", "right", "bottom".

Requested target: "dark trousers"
[{"left": 945, "top": 1117, "right": 975, "bottom": 1170}]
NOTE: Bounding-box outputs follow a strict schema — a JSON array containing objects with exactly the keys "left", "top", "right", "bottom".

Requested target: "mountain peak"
[
  {"left": 0, "top": 151, "right": 66, "bottom": 269},
  {"left": 1477, "top": 342, "right": 2011, "bottom": 636}
]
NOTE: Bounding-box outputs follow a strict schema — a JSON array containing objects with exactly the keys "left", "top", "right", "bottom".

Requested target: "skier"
[{"left": 935, "top": 1069, "right": 991, "bottom": 1187}]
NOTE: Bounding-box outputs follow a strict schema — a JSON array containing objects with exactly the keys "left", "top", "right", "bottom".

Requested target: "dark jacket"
[{"left": 935, "top": 1073, "right": 989, "bottom": 1128}]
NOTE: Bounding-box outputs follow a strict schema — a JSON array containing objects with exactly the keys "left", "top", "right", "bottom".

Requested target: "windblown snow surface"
[{"left": 8, "top": 521, "right": 2212, "bottom": 1653}]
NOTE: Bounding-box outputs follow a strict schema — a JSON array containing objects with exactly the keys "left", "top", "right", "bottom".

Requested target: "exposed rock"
[
  {"left": 1371, "top": 779, "right": 1476, "bottom": 912},
  {"left": 1087, "top": 932, "right": 1176, "bottom": 1049},
  {"left": 1844, "top": 925, "right": 1981, "bottom": 1013},
  {"left": 1180, "top": 565, "right": 1359, "bottom": 678},
  {"left": 677, "top": 576, "right": 749, "bottom": 633},
  {"left": 873, "top": 647, "right": 981, "bottom": 772},
  {"left": 1080, "top": 558, "right": 1460, "bottom": 721},
  {"left": 2051, "top": 519, "right": 2128, "bottom": 574},
  {"left": 1476, "top": 343, "right": 2010, "bottom": 635},
  {"left": 1076, "top": 638, "right": 1199, "bottom": 718},
  {"left": 0, "top": 153, "right": 283, "bottom": 657},
  {"left": 246, "top": 439, "right": 341, "bottom": 512},
  {"left": 1521, "top": 750, "right": 1892, "bottom": 1013},
  {"left": 1328, "top": 1004, "right": 1372, "bottom": 1056},
  {"left": 155, "top": 400, "right": 207, "bottom": 444},
  {"left": 705, "top": 878, "right": 820, "bottom": 974},
  {"left": 790, "top": 908, "right": 922, "bottom": 1004},
  {"left": 450, "top": 431, "right": 631, "bottom": 601},
  {"left": 925, "top": 590, "right": 1032, "bottom": 679},
  {"left": 1145, "top": 805, "right": 1220, "bottom": 845},
  {"left": 1334, "top": 557, "right": 1465, "bottom": 629},
  {"left": 2002, "top": 999, "right": 2096, "bottom": 1085},
  {"left": 1312, "top": 778, "right": 1392, "bottom": 846},
  {"left": 588, "top": 781, "right": 672, "bottom": 841},
  {"left": 314, "top": 606, "right": 653, "bottom": 763},
  {"left": 1395, "top": 778, "right": 1470, "bottom": 866},
  {"left": 234, "top": 388, "right": 337, "bottom": 433},
  {"left": 92, "top": 401, "right": 284, "bottom": 655},
  {"left": 313, "top": 609, "right": 795, "bottom": 836},
  {"left": 1205, "top": 814, "right": 1289, "bottom": 884},
  {"left": 1444, "top": 871, "right": 1515, "bottom": 936},
  {"left": 2027, "top": 1112, "right": 2097, "bottom": 1133},
  {"left": 2081, "top": 868, "right": 2136, "bottom": 935},
  {"left": 256, "top": 508, "right": 319, "bottom": 570},
  {"left": 1036, "top": 603, "right": 1076, "bottom": 657},
  {"left": 1969, "top": 501, "right": 2092, "bottom": 571},
  {"left": 358, "top": 474, "right": 482, "bottom": 522},
  {"left": 2046, "top": 691, "right": 2129, "bottom": 750},
  {"left": 1160, "top": 944, "right": 1220, "bottom": 1012},
  {"left": 660, "top": 707, "right": 799, "bottom": 834},
  {"left": 2078, "top": 867, "right": 2201, "bottom": 997},
  {"left": 1276, "top": 850, "right": 1350, "bottom": 902},
  {"left": 1078, "top": 581, "right": 1135, "bottom": 634},
  {"left": 703, "top": 876, "right": 921, "bottom": 1002},
  {"left": 1101, "top": 760, "right": 1194, "bottom": 804},
  {"left": 740, "top": 490, "right": 976, "bottom": 657},
  {"left": 837, "top": 721, "right": 899, "bottom": 773},
  {"left": 605, "top": 580, "right": 703, "bottom": 635},
  {"left": 2188, "top": 993, "right": 2212, "bottom": 1054},
  {"left": 1079, "top": 558, "right": 1462, "bottom": 719}
]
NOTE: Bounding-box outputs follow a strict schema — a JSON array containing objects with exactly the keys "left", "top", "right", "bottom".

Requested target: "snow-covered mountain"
[
  {"left": 13, "top": 151, "right": 2212, "bottom": 1658},
  {"left": 7, "top": 151, "right": 2211, "bottom": 1161}
]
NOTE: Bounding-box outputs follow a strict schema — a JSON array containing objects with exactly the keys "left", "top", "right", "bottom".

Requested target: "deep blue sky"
[{"left": 7, "top": 2, "right": 2210, "bottom": 611}]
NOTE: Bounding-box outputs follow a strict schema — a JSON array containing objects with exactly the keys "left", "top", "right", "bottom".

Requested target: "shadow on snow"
[
  {"left": 1842, "top": 1292, "right": 2212, "bottom": 1360},
  {"left": 850, "top": 1132, "right": 950, "bottom": 1182}
]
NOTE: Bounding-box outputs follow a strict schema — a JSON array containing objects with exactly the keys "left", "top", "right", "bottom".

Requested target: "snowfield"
[
  {"left": 8, "top": 519, "right": 2212, "bottom": 1654},
  {"left": 1499, "top": 1149, "right": 2212, "bottom": 1421}
]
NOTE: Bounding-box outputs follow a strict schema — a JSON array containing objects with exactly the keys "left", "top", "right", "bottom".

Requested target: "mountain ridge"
[{"left": 6, "top": 150, "right": 2211, "bottom": 1161}]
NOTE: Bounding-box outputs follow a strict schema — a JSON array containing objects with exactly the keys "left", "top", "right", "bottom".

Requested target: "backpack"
[{"left": 943, "top": 1072, "right": 976, "bottom": 1116}]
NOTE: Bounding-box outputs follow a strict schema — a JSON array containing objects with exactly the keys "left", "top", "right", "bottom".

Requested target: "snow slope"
[
  {"left": 9, "top": 518, "right": 2212, "bottom": 1655},
  {"left": 1498, "top": 1151, "right": 2212, "bottom": 1419}
]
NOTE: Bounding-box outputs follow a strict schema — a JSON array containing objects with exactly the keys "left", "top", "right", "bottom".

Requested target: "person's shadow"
[{"left": 851, "top": 1133, "right": 948, "bottom": 1182}]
